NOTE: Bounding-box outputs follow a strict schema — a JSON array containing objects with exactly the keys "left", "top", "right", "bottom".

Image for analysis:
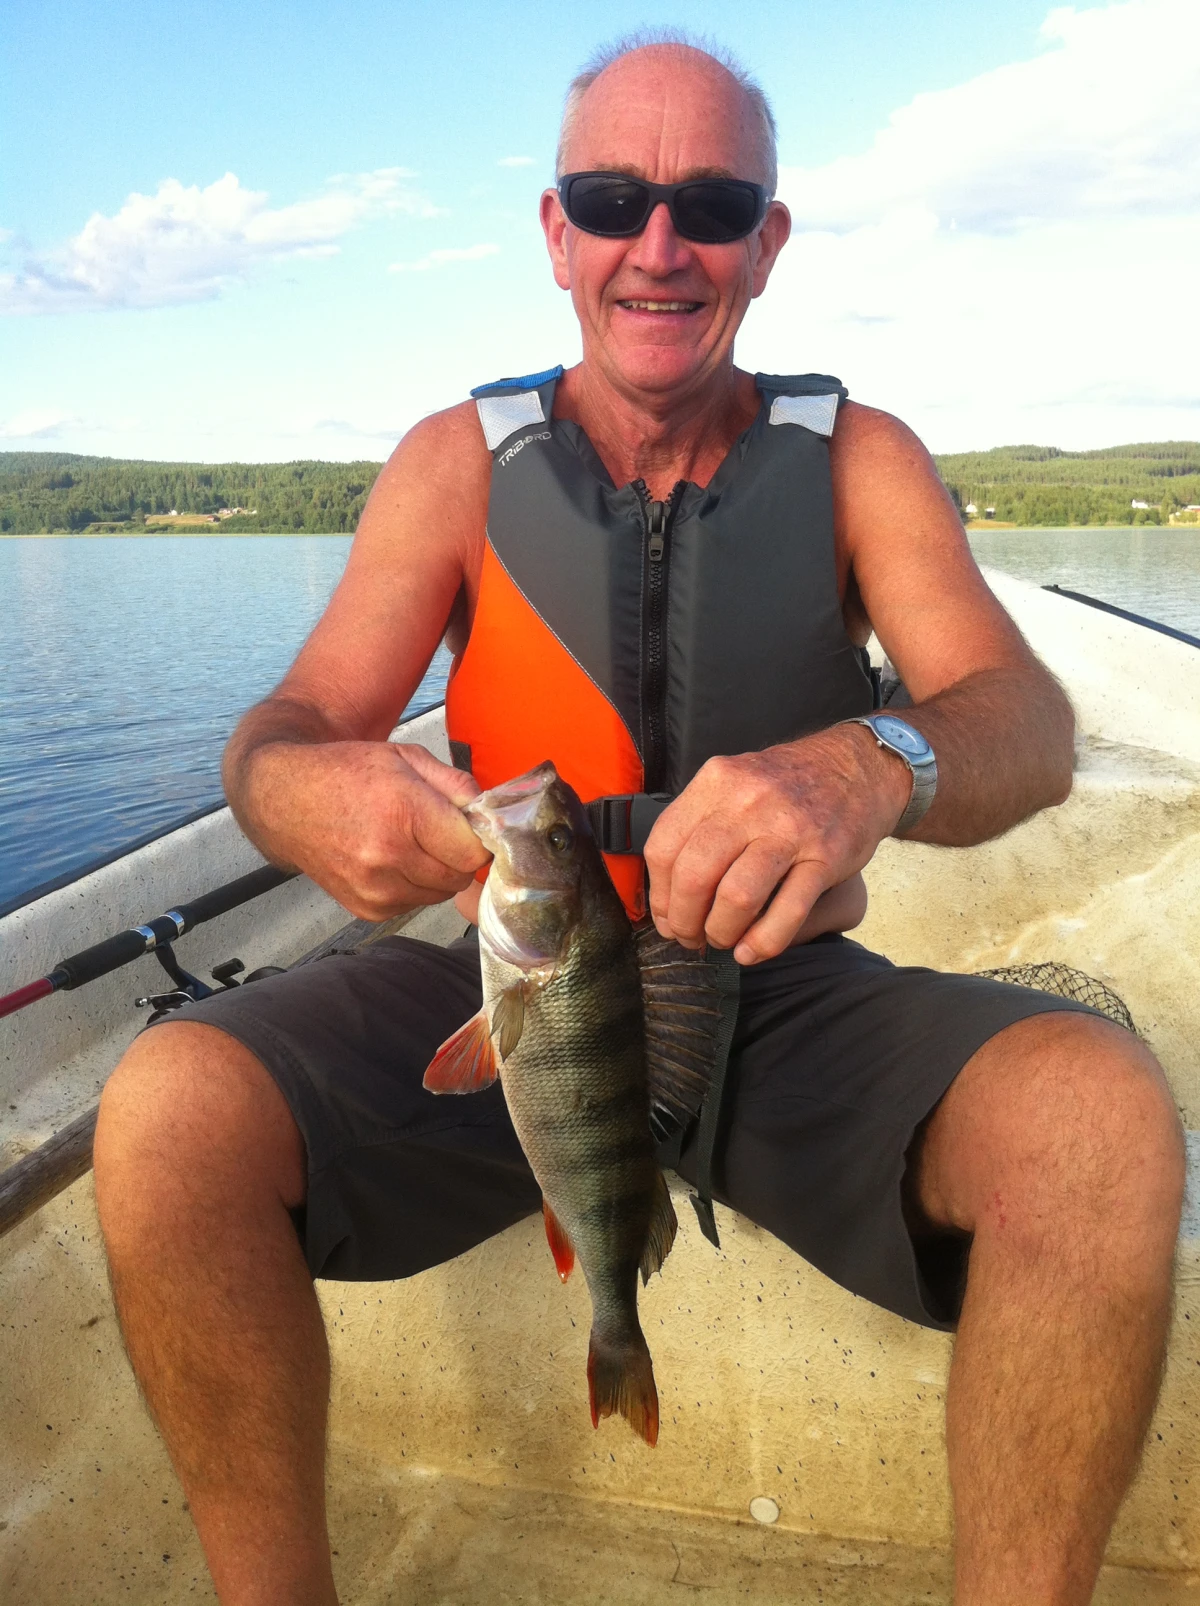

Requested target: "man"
[{"left": 94, "top": 36, "right": 1184, "bottom": 1606}]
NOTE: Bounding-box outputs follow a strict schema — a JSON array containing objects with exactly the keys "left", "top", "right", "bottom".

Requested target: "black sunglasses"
[{"left": 557, "top": 171, "right": 769, "bottom": 244}]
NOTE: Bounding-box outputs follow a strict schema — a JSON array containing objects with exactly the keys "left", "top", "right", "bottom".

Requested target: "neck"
[{"left": 555, "top": 361, "right": 760, "bottom": 498}]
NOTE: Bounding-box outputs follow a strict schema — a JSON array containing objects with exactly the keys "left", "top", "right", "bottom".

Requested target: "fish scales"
[{"left": 423, "top": 761, "right": 728, "bottom": 1446}]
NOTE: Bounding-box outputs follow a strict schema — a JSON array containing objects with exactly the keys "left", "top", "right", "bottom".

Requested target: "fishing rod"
[
  {"left": 0, "top": 863, "right": 297, "bottom": 1021},
  {"left": 1043, "top": 585, "right": 1200, "bottom": 650}
]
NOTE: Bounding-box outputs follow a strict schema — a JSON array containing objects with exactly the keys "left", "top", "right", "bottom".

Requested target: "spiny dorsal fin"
[{"left": 634, "top": 925, "right": 740, "bottom": 1129}]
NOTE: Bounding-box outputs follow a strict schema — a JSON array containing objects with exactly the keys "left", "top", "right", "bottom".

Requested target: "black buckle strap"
[{"left": 586, "top": 792, "right": 673, "bottom": 854}]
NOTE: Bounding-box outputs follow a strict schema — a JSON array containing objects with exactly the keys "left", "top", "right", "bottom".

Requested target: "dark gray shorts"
[{"left": 163, "top": 930, "right": 1095, "bottom": 1331}]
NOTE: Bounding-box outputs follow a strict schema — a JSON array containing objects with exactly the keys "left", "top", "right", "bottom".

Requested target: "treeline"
[
  {"left": 3, "top": 441, "right": 1200, "bottom": 535},
  {"left": 0, "top": 453, "right": 382, "bottom": 534},
  {"left": 935, "top": 442, "right": 1200, "bottom": 526}
]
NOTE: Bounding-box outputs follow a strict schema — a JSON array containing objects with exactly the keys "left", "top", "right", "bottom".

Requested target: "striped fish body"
[
  {"left": 423, "top": 762, "right": 676, "bottom": 1444},
  {"left": 482, "top": 891, "right": 670, "bottom": 1435}
]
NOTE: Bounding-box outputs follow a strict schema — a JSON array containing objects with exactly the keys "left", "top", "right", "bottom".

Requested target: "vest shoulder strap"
[
  {"left": 754, "top": 371, "right": 848, "bottom": 438},
  {"left": 471, "top": 365, "right": 564, "bottom": 452}
]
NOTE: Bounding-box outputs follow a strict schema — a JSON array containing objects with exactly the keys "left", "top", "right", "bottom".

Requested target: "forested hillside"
[
  {"left": 3, "top": 442, "right": 1200, "bottom": 533},
  {"left": 0, "top": 453, "right": 379, "bottom": 534},
  {"left": 935, "top": 443, "right": 1200, "bottom": 526}
]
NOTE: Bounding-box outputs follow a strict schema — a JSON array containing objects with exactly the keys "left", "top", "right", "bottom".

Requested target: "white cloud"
[
  {"left": 783, "top": 0, "right": 1200, "bottom": 234},
  {"left": 312, "top": 417, "right": 405, "bottom": 444},
  {"left": 497, "top": 156, "right": 535, "bottom": 168},
  {"left": 0, "top": 408, "right": 77, "bottom": 439},
  {"left": 388, "top": 242, "right": 501, "bottom": 273},
  {"left": 0, "top": 169, "right": 442, "bottom": 314},
  {"left": 745, "top": 0, "right": 1200, "bottom": 449}
]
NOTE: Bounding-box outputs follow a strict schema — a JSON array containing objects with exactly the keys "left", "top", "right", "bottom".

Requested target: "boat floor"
[
  {"left": 6, "top": 1448, "right": 1196, "bottom": 1604},
  {"left": 319, "top": 1461, "right": 1200, "bottom": 1605}
]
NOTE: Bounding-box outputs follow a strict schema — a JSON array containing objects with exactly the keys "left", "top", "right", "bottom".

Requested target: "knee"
[
  {"left": 926, "top": 1014, "right": 1185, "bottom": 1249},
  {"left": 95, "top": 1021, "right": 306, "bottom": 1243}
]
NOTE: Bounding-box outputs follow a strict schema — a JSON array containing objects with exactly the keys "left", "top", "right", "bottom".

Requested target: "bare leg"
[
  {"left": 94, "top": 1021, "right": 336, "bottom": 1606},
  {"left": 914, "top": 1013, "right": 1184, "bottom": 1605}
]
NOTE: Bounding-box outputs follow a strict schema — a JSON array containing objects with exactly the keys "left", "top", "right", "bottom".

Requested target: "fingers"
[
  {"left": 646, "top": 814, "right": 749, "bottom": 946},
  {"left": 394, "top": 747, "right": 490, "bottom": 878},
  {"left": 398, "top": 742, "right": 481, "bottom": 805},
  {"left": 732, "top": 861, "right": 830, "bottom": 965},
  {"left": 703, "top": 838, "right": 813, "bottom": 951}
]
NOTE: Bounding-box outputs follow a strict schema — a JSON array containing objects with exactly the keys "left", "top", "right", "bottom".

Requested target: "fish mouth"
[{"left": 463, "top": 762, "right": 557, "bottom": 850}]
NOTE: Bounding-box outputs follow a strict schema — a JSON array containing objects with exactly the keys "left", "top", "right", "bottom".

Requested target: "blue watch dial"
[{"left": 871, "top": 715, "right": 932, "bottom": 761}]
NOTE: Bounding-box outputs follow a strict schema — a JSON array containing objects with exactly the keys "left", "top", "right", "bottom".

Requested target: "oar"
[{"left": 0, "top": 864, "right": 297, "bottom": 1021}]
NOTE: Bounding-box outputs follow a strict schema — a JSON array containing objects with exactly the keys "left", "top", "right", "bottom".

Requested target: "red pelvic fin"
[
  {"left": 542, "top": 1199, "right": 576, "bottom": 1282},
  {"left": 422, "top": 1009, "right": 498, "bottom": 1094},
  {"left": 587, "top": 1330, "right": 660, "bottom": 1447}
]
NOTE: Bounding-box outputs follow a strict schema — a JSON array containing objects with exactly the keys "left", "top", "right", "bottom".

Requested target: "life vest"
[{"left": 445, "top": 365, "right": 876, "bottom": 921}]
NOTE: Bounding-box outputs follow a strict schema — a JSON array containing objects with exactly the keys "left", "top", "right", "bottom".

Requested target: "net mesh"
[{"left": 974, "top": 962, "right": 1136, "bottom": 1034}]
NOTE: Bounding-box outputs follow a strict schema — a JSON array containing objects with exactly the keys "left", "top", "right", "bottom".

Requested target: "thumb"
[{"left": 394, "top": 742, "right": 481, "bottom": 807}]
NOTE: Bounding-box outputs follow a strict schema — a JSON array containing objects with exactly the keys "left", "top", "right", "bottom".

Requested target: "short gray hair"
[{"left": 556, "top": 30, "right": 778, "bottom": 197}]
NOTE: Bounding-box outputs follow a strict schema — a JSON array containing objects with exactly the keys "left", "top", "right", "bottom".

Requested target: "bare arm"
[
  {"left": 222, "top": 403, "right": 492, "bottom": 921},
  {"left": 836, "top": 404, "right": 1073, "bottom": 847},
  {"left": 645, "top": 402, "right": 1074, "bottom": 963}
]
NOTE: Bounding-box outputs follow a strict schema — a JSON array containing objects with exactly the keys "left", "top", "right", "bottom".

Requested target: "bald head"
[{"left": 557, "top": 35, "right": 778, "bottom": 196}]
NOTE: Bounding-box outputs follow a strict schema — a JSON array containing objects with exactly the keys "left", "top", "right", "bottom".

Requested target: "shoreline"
[
  {"left": 6, "top": 524, "right": 1197, "bottom": 540},
  {"left": 0, "top": 528, "right": 351, "bottom": 539}
]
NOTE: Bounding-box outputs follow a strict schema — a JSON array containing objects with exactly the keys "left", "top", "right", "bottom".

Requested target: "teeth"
[{"left": 620, "top": 299, "right": 700, "bottom": 312}]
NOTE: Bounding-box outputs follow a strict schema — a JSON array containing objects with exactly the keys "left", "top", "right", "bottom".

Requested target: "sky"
[{"left": 1, "top": 0, "right": 1198, "bottom": 462}]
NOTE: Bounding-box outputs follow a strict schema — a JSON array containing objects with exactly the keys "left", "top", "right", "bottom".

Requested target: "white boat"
[{"left": 1, "top": 570, "right": 1197, "bottom": 1603}]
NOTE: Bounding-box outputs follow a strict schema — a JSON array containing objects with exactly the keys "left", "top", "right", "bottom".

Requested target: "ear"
[
  {"left": 750, "top": 200, "right": 792, "bottom": 299},
  {"left": 540, "top": 188, "right": 572, "bottom": 292}
]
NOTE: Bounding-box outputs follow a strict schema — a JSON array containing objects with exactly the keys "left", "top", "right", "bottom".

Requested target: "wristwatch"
[{"left": 842, "top": 713, "right": 938, "bottom": 834}]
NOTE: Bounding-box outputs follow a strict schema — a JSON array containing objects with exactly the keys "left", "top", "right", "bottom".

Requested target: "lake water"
[
  {"left": 0, "top": 536, "right": 449, "bottom": 912},
  {"left": 2, "top": 526, "right": 1198, "bottom": 912},
  {"left": 967, "top": 526, "right": 1200, "bottom": 638}
]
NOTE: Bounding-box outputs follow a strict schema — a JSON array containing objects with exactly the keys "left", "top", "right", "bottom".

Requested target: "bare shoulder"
[
  {"left": 828, "top": 400, "right": 1035, "bottom": 697},
  {"left": 268, "top": 398, "right": 490, "bottom": 736},
  {"left": 359, "top": 398, "right": 490, "bottom": 551},
  {"left": 829, "top": 401, "right": 946, "bottom": 516}
]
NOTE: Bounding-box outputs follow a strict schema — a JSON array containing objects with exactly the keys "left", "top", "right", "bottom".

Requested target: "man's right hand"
[{"left": 238, "top": 739, "right": 490, "bottom": 922}]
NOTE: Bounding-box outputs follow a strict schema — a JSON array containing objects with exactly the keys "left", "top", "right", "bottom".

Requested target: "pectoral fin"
[
  {"left": 492, "top": 982, "right": 527, "bottom": 1061},
  {"left": 423, "top": 1009, "right": 498, "bottom": 1094}
]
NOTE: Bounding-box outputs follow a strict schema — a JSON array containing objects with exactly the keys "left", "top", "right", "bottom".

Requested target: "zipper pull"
[{"left": 647, "top": 501, "right": 666, "bottom": 561}]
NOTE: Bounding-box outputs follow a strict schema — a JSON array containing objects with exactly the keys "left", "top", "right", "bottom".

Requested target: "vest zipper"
[{"left": 634, "top": 479, "right": 687, "bottom": 794}]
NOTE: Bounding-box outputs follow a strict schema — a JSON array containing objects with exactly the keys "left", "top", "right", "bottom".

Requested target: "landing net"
[{"left": 974, "top": 962, "right": 1136, "bottom": 1034}]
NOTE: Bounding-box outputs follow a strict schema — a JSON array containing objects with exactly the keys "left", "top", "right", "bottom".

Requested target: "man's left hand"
[{"left": 644, "top": 726, "right": 913, "bottom": 965}]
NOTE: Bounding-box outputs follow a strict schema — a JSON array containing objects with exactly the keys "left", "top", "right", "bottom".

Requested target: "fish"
[{"left": 422, "top": 761, "right": 730, "bottom": 1446}]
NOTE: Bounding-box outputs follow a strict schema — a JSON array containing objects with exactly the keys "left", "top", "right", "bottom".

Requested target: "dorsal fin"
[{"left": 634, "top": 926, "right": 740, "bottom": 1130}]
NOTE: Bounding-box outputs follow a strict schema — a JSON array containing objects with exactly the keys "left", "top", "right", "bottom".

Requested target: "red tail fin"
[{"left": 586, "top": 1329, "right": 659, "bottom": 1447}]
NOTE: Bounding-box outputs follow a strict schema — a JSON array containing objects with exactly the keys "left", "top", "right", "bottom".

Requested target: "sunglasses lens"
[
  {"left": 565, "top": 175, "right": 651, "bottom": 236},
  {"left": 673, "top": 182, "right": 761, "bottom": 243}
]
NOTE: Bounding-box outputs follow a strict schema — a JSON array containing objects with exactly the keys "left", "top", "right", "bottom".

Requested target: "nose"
[{"left": 626, "top": 200, "right": 693, "bottom": 275}]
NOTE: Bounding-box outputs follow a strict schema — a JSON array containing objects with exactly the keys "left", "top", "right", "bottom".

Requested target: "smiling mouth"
[{"left": 617, "top": 299, "right": 703, "bottom": 313}]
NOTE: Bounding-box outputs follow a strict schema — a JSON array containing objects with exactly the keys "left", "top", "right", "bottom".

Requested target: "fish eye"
[{"left": 547, "top": 824, "right": 573, "bottom": 853}]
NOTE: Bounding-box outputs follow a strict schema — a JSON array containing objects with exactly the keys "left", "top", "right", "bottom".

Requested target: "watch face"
[{"left": 873, "top": 715, "right": 932, "bottom": 760}]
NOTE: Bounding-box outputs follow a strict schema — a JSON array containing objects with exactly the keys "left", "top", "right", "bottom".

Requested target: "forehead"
[{"left": 563, "top": 49, "right": 761, "bottom": 182}]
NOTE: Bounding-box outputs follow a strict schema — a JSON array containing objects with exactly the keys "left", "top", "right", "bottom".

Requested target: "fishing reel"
[{"left": 135, "top": 944, "right": 286, "bottom": 1024}]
